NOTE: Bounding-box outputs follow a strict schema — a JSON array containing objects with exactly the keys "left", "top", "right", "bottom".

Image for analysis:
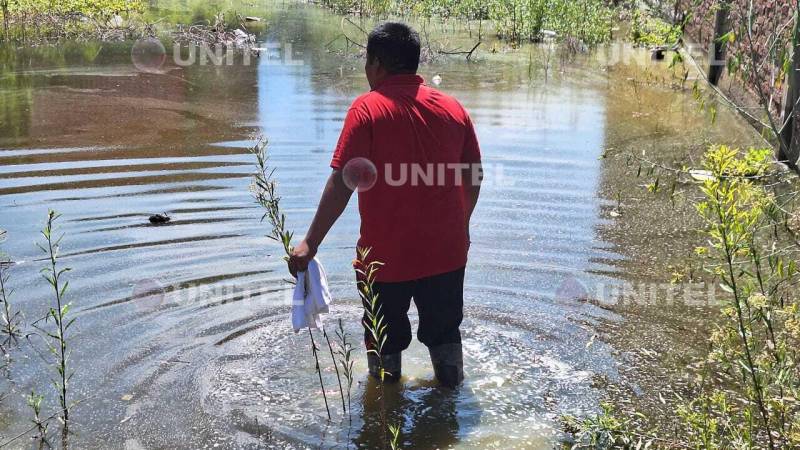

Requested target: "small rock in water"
[{"left": 149, "top": 213, "right": 171, "bottom": 224}]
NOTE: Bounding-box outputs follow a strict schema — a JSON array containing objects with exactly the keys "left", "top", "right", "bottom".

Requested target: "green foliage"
[
  {"left": 564, "top": 145, "right": 798, "bottom": 449},
  {"left": 356, "top": 247, "right": 388, "bottom": 366},
  {"left": 562, "top": 403, "right": 655, "bottom": 449},
  {"left": 26, "top": 390, "right": 49, "bottom": 442},
  {"left": 335, "top": 318, "right": 355, "bottom": 422},
  {"left": 0, "top": 229, "right": 21, "bottom": 344},
  {"left": 250, "top": 137, "right": 294, "bottom": 259},
  {"left": 34, "top": 209, "right": 74, "bottom": 431},
  {"left": 389, "top": 423, "right": 401, "bottom": 449},
  {"left": 689, "top": 145, "right": 800, "bottom": 449},
  {"left": 489, "top": 0, "right": 615, "bottom": 45},
  {"left": 7, "top": 0, "right": 142, "bottom": 16},
  {"left": 318, "top": 0, "right": 614, "bottom": 45},
  {"left": 0, "top": 0, "right": 144, "bottom": 42},
  {"left": 629, "top": 9, "right": 681, "bottom": 47},
  {"left": 355, "top": 246, "right": 401, "bottom": 448},
  {"left": 490, "top": 0, "right": 616, "bottom": 45}
]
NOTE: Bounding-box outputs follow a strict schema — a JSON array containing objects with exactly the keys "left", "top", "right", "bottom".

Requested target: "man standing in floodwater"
[{"left": 287, "top": 22, "right": 482, "bottom": 388}]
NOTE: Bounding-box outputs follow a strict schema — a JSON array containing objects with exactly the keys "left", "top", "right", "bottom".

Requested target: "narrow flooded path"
[{"left": 0, "top": 2, "right": 763, "bottom": 448}]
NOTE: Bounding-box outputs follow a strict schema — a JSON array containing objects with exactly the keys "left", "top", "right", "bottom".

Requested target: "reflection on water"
[{"left": 0, "top": 1, "right": 763, "bottom": 448}]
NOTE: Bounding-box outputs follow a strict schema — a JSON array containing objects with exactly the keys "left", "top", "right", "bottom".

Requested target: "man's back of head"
[{"left": 365, "top": 22, "right": 421, "bottom": 85}]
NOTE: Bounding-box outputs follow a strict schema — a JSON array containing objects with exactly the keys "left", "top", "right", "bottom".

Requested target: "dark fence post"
[
  {"left": 708, "top": 2, "right": 729, "bottom": 86},
  {"left": 780, "top": 9, "right": 799, "bottom": 168}
]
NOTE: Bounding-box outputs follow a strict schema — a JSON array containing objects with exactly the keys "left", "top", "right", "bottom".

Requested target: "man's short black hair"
[{"left": 367, "top": 22, "right": 421, "bottom": 74}]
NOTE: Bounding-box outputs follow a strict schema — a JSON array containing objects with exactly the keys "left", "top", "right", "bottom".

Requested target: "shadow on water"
[{"left": 354, "top": 377, "right": 479, "bottom": 449}]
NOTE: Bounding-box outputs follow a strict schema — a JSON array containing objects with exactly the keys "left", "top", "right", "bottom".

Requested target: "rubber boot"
[
  {"left": 429, "top": 343, "right": 464, "bottom": 388},
  {"left": 367, "top": 352, "right": 402, "bottom": 383}
]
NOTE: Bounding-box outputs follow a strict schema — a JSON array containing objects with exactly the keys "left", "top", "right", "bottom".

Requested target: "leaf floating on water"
[{"left": 121, "top": 394, "right": 133, "bottom": 401}]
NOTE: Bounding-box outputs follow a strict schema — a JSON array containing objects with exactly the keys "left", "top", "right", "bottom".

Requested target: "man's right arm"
[{"left": 288, "top": 169, "right": 353, "bottom": 277}]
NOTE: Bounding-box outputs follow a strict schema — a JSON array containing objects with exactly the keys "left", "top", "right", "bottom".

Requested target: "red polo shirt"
[{"left": 331, "top": 74, "right": 481, "bottom": 282}]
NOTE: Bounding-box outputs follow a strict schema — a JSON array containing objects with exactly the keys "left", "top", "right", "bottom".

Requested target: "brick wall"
[{"left": 679, "top": 0, "right": 795, "bottom": 112}]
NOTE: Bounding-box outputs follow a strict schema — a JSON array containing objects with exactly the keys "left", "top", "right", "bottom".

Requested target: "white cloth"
[{"left": 291, "top": 258, "right": 332, "bottom": 332}]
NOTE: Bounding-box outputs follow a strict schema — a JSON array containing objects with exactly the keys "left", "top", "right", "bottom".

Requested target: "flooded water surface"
[{"left": 0, "top": 2, "right": 764, "bottom": 449}]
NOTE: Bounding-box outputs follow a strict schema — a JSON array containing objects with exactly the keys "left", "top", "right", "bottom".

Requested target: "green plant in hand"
[{"left": 250, "top": 136, "right": 340, "bottom": 422}]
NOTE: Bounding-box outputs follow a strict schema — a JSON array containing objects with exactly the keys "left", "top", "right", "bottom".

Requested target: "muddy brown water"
[{"left": 0, "top": 2, "right": 765, "bottom": 449}]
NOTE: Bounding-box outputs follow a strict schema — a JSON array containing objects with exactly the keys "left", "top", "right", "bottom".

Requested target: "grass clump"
[
  {"left": 562, "top": 402, "right": 656, "bottom": 449},
  {"left": 0, "top": 229, "right": 21, "bottom": 347}
]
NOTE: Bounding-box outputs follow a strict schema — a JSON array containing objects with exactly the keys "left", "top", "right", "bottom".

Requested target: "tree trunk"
[
  {"left": 708, "top": 3, "right": 729, "bottom": 86},
  {"left": 780, "top": 9, "right": 800, "bottom": 168},
  {"left": 1, "top": 0, "right": 9, "bottom": 42}
]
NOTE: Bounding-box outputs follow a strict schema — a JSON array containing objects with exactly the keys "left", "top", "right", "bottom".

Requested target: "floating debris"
[
  {"left": 148, "top": 213, "right": 171, "bottom": 224},
  {"left": 432, "top": 74, "right": 442, "bottom": 86},
  {"left": 689, "top": 169, "right": 714, "bottom": 182},
  {"left": 172, "top": 13, "right": 257, "bottom": 50}
]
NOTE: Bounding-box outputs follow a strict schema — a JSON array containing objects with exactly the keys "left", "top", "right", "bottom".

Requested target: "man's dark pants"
[{"left": 363, "top": 267, "right": 465, "bottom": 354}]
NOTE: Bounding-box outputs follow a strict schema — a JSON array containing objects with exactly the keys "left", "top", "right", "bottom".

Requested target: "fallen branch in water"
[{"left": 438, "top": 41, "right": 481, "bottom": 61}]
